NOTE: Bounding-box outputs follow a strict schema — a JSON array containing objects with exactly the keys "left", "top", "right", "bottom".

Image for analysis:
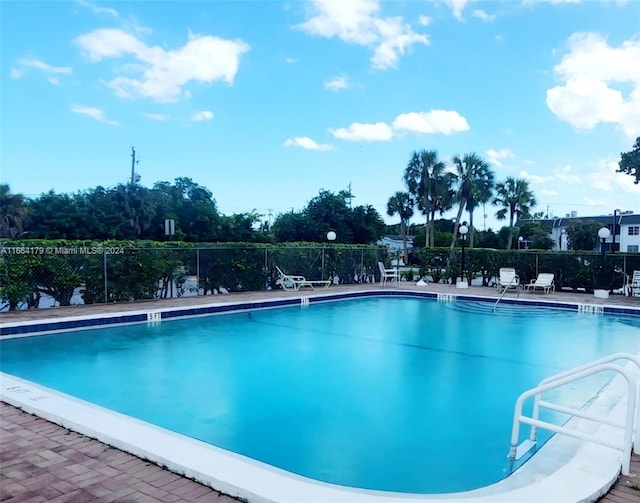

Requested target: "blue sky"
[{"left": 2, "top": 0, "right": 639, "bottom": 230}]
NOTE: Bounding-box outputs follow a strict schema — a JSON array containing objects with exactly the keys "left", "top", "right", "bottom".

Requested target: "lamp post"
[
  {"left": 596, "top": 227, "right": 611, "bottom": 298},
  {"left": 323, "top": 231, "right": 337, "bottom": 281},
  {"left": 457, "top": 223, "right": 469, "bottom": 288},
  {"left": 598, "top": 227, "right": 611, "bottom": 256},
  {"left": 612, "top": 209, "right": 620, "bottom": 253},
  {"left": 518, "top": 236, "right": 523, "bottom": 250}
]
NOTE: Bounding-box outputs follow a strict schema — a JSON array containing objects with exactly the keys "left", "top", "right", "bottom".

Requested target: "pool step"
[{"left": 514, "top": 439, "right": 537, "bottom": 460}]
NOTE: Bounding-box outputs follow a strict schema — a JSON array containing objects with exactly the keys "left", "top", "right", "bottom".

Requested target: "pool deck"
[
  {"left": 1, "top": 281, "right": 639, "bottom": 323},
  {"left": 1, "top": 283, "right": 639, "bottom": 503}
]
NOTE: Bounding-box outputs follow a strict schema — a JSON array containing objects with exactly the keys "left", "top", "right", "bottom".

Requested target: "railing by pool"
[{"left": 509, "top": 353, "right": 640, "bottom": 476}]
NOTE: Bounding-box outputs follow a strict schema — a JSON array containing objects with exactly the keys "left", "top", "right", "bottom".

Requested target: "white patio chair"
[
  {"left": 378, "top": 262, "right": 399, "bottom": 287},
  {"left": 497, "top": 267, "right": 520, "bottom": 293},
  {"left": 524, "top": 273, "right": 555, "bottom": 294},
  {"left": 274, "top": 266, "right": 331, "bottom": 292}
]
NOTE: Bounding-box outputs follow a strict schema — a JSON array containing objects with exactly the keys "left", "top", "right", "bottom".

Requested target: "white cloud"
[
  {"left": 144, "top": 113, "right": 169, "bottom": 121},
  {"left": 584, "top": 197, "right": 608, "bottom": 206},
  {"left": 519, "top": 170, "right": 554, "bottom": 183},
  {"left": 10, "top": 68, "right": 22, "bottom": 78},
  {"left": 19, "top": 58, "right": 72, "bottom": 74},
  {"left": 190, "top": 110, "right": 213, "bottom": 122},
  {"left": 546, "top": 32, "right": 640, "bottom": 139},
  {"left": 554, "top": 165, "right": 581, "bottom": 183},
  {"left": 524, "top": 159, "right": 535, "bottom": 165},
  {"left": 47, "top": 77, "right": 61, "bottom": 86},
  {"left": 295, "top": 0, "right": 429, "bottom": 70},
  {"left": 285, "top": 57, "right": 297, "bottom": 64},
  {"left": 487, "top": 148, "right": 515, "bottom": 167},
  {"left": 75, "top": 28, "right": 249, "bottom": 102},
  {"left": 445, "top": 0, "right": 472, "bottom": 21},
  {"left": 495, "top": 35, "right": 504, "bottom": 43},
  {"left": 76, "top": 0, "right": 118, "bottom": 17},
  {"left": 472, "top": 9, "right": 496, "bottom": 21},
  {"left": 587, "top": 158, "right": 640, "bottom": 194},
  {"left": 391, "top": 110, "right": 470, "bottom": 135},
  {"left": 418, "top": 15, "right": 431, "bottom": 26},
  {"left": 71, "top": 105, "right": 119, "bottom": 126},
  {"left": 284, "top": 136, "right": 334, "bottom": 150},
  {"left": 324, "top": 75, "right": 349, "bottom": 91},
  {"left": 329, "top": 122, "right": 394, "bottom": 141},
  {"left": 540, "top": 189, "right": 559, "bottom": 196}
]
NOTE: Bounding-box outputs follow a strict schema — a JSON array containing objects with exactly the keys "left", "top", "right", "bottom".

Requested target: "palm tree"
[
  {"left": 0, "top": 184, "right": 30, "bottom": 238},
  {"left": 466, "top": 171, "right": 494, "bottom": 248},
  {"left": 492, "top": 177, "right": 537, "bottom": 249},
  {"left": 403, "top": 150, "right": 448, "bottom": 248},
  {"left": 449, "top": 153, "right": 495, "bottom": 249},
  {"left": 387, "top": 191, "right": 414, "bottom": 263}
]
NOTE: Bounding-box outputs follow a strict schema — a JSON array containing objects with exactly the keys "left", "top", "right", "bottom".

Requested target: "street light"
[
  {"left": 596, "top": 226, "right": 611, "bottom": 298},
  {"left": 322, "top": 231, "right": 337, "bottom": 281},
  {"left": 518, "top": 236, "right": 524, "bottom": 250},
  {"left": 598, "top": 227, "right": 611, "bottom": 256},
  {"left": 458, "top": 223, "right": 469, "bottom": 288}
]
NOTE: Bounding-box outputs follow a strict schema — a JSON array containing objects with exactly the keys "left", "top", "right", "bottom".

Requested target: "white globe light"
[
  {"left": 327, "top": 231, "right": 337, "bottom": 241},
  {"left": 598, "top": 227, "right": 611, "bottom": 240},
  {"left": 459, "top": 225, "right": 469, "bottom": 236}
]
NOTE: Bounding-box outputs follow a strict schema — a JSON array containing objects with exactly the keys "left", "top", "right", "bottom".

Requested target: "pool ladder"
[
  {"left": 508, "top": 352, "right": 640, "bottom": 476},
  {"left": 493, "top": 277, "right": 521, "bottom": 311}
]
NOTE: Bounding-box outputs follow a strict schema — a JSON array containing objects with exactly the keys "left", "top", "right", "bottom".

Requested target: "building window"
[
  {"left": 629, "top": 226, "right": 640, "bottom": 236},
  {"left": 628, "top": 245, "right": 639, "bottom": 253}
]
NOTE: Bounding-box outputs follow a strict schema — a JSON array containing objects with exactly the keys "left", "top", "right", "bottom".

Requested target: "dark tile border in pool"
[{"left": 1, "top": 290, "right": 638, "bottom": 338}]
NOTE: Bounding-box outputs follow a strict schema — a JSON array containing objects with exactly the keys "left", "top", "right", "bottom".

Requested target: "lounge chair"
[
  {"left": 630, "top": 270, "right": 640, "bottom": 297},
  {"left": 274, "top": 266, "right": 331, "bottom": 292},
  {"left": 524, "top": 273, "right": 555, "bottom": 294},
  {"left": 497, "top": 267, "right": 520, "bottom": 293},
  {"left": 378, "top": 261, "right": 400, "bottom": 286}
]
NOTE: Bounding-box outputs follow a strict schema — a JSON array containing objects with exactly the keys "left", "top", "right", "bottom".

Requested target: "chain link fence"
[
  {"left": 2, "top": 244, "right": 639, "bottom": 311},
  {"left": 0, "top": 245, "right": 389, "bottom": 311}
]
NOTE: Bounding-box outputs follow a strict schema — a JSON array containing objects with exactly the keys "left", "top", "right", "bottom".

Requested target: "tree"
[
  {"left": 449, "top": 153, "right": 495, "bottom": 249},
  {"left": 565, "top": 220, "right": 602, "bottom": 251},
  {"left": 271, "top": 211, "right": 316, "bottom": 242},
  {"left": 387, "top": 191, "right": 414, "bottom": 263},
  {"left": 492, "top": 177, "right": 537, "bottom": 249},
  {"left": 519, "top": 221, "right": 554, "bottom": 250},
  {"left": 466, "top": 168, "right": 494, "bottom": 248},
  {"left": 618, "top": 136, "right": 640, "bottom": 184},
  {"left": 403, "top": 150, "right": 452, "bottom": 248},
  {"left": 0, "top": 184, "right": 30, "bottom": 238}
]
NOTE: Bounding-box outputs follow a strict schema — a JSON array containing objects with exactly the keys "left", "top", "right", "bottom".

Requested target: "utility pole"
[{"left": 130, "top": 147, "right": 139, "bottom": 185}]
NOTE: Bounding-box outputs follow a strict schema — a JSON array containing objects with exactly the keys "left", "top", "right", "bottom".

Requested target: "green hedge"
[
  {"left": 417, "top": 247, "right": 640, "bottom": 292},
  {"left": 0, "top": 240, "right": 387, "bottom": 310}
]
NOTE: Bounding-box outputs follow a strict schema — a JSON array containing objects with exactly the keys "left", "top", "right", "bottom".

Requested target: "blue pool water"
[{"left": 1, "top": 296, "right": 639, "bottom": 493}]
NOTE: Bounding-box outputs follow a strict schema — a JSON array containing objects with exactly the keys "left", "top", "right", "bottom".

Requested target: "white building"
[{"left": 519, "top": 211, "right": 640, "bottom": 253}]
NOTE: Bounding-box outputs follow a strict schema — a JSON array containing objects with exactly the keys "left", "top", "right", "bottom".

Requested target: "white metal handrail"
[
  {"left": 493, "top": 276, "right": 520, "bottom": 310},
  {"left": 529, "top": 353, "right": 640, "bottom": 451},
  {"left": 508, "top": 362, "right": 638, "bottom": 476}
]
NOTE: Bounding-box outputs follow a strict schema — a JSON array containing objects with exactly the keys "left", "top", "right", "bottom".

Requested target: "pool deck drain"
[{"left": 1, "top": 284, "right": 639, "bottom": 502}]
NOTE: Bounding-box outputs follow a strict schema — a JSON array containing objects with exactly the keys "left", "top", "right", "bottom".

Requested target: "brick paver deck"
[{"left": 0, "top": 402, "right": 241, "bottom": 503}]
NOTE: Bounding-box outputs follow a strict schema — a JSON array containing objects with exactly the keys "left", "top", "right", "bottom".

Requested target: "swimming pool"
[{"left": 1, "top": 294, "right": 639, "bottom": 495}]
